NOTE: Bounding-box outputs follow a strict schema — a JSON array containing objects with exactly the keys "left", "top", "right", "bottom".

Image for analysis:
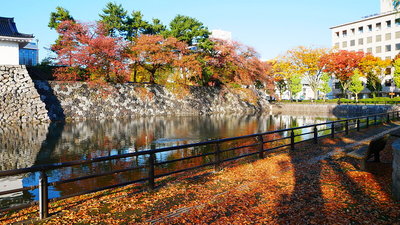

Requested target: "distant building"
[
  {"left": 330, "top": 0, "right": 400, "bottom": 98},
  {"left": 19, "top": 41, "right": 39, "bottom": 66},
  {"left": 0, "top": 17, "right": 34, "bottom": 65},
  {"left": 210, "top": 29, "right": 232, "bottom": 41}
]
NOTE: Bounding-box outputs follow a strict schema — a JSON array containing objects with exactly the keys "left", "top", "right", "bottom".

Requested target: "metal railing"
[{"left": 1, "top": 111, "right": 399, "bottom": 219}]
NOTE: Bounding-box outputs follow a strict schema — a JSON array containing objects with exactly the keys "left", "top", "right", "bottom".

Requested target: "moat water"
[{"left": 0, "top": 113, "right": 338, "bottom": 209}]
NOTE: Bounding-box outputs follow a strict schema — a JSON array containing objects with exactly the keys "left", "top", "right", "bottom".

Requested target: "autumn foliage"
[
  {"left": 51, "top": 19, "right": 274, "bottom": 94},
  {"left": 52, "top": 21, "right": 129, "bottom": 83},
  {"left": 320, "top": 50, "right": 366, "bottom": 97}
]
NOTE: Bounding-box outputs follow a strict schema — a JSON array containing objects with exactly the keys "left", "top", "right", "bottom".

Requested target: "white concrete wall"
[
  {"left": 0, "top": 41, "right": 19, "bottom": 65},
  {"left": 331, "top": 12, "right": 400, "bottom": 60}
]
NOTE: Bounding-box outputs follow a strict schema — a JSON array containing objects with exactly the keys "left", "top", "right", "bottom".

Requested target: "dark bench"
[{"left": 346, "top": 134, "right": 390, "bottom": 170}]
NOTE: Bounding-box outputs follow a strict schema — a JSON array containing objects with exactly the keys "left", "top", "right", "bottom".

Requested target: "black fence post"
[
  {"left": 290, "top": 130, "right": 295, "bottom": 150},
  {"left": 39, "top": 171, "right": 49, "bottom": 219},
  {"left": 148, "top": 152, "right": 155, "bottom": 190},
  {"left": 331, "top": 122, "right": 335, "bottom": 138},
  {"left": 366, "top": 117, "right": 369, "bottom": 128},
  {"left": 214, "top": 142, "right": 222, "bottom": 171},
  {"left": 345, "top": 120, "right": 349, "bottom": 135},
  {"left": 313, "top": 126, "right": 318, "bottom": 144},
  {"left": 357, "top": 119, "right": 360, "bottom": 132},
  {"left": 375, "top": 115, "right": 377, "bottom": 125},
  {"left": 258, "top": 135, "right": 264, "bottom": 159}
]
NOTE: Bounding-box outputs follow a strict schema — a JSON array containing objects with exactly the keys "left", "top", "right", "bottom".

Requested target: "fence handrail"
[
  {"left": 1, "top": 110, "right": 399, "bottom": 219},
  {"left": 0, "top": 112, "right": 394, "bottom": 178}
]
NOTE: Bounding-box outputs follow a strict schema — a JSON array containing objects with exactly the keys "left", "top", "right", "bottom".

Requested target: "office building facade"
[{"left": 330, "top": 0, "right": 400, "bottom": 98}]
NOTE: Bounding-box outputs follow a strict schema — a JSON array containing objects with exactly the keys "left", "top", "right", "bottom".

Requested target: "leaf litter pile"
[{"left": 2, "top": 123, "right": 400, "bottom": 224}]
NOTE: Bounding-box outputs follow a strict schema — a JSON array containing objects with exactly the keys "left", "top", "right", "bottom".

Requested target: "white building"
[
  {"left": 0, "top": 17, "right": 34, "bottom": 65},
  {"left": 330, "top": 0, "right": 400, "bottom": 98},
  {"left": 210, "top": 29, "right": 232, "bottom": 41}
]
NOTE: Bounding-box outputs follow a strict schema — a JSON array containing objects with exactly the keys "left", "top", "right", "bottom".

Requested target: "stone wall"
[
  {"left": 392, "top": 139, "right": 400, "bottom": 201},
  {"left": 33, "top": 81, "right": 271, "bottom": 121},
  {"left": 0, "top": 65, "right": 49, "bottom": 123}
]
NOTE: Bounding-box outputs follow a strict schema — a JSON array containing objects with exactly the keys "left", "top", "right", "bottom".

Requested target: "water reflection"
[{"left": 0, "top": 113, "right": 337, "bottom": 209}]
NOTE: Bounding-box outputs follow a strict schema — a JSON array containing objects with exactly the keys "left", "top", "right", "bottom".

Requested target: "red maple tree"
[
  {"left": 320, "top": 50, "right": 365, "bottom": 97},
  {"left": 52, "top": 21, "right": 129, "bottom": 83}
]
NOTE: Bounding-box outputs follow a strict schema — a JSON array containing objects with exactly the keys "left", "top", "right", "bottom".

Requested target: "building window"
[
  {"left": 358, "top": 26, "right": 364, "bottom": 34},
  {"left": 350, "top": 40, "right": 355, "bottom": 46},
  {"left": 376, "top": 46, "right": 382, "bottom": 53},
  {"left": 367, "top": 47, "right": 372, "bottom": 53},
  {"left": 358, "top": 38, "right": 363, "bottom": 45},
  {"left": 351, "top": 28, "right": 355, "bottom": 35},
  {"left": 367, "top": 36, "right": 373, "bottom": 43},
  {"left": 396, "top": 31, "right": 400, "bottom": 39},
  {"left": 334, "top": 82, "right": 341, "bottom": 89},
  {"left": 387, "top": 20, "right": 392, "bottom": 28},
  {"left": 386, "top": 56, "right": 392, "bottom": 60},
  {"left": 396, "top": 43, "right": 400, "bottom": 50},
  {"left": 368, "top": 24, "right": 372, "bottom": 32},
  {"left": 385, "top": 79, "right": 393, "bottom": 86},
  {"left": 335, "top": 32, "right": 340, "bottom": 38},
  {"left": 342, "top": 41, "right": 348, "bottom": 48},
  {"left": 386, "top": 44, "right": 392, "bottom": 52},
  {"left": 358, "top": 49, "right": 363, "bottom": 52},
  {"left": 376, "top": 22, "right": 382, "bottom": 31},
  {"left": 342, "top": 30, "right": 347, "bottom": 37},
  {"left": 396, "top": 18, "right": 400, "bottom": 26},
  {"left": 376, "top": 35, "right": 382, "bottom": 42},
  {"left": 386, "top": 33, "right": 392, "bottom": 40}
]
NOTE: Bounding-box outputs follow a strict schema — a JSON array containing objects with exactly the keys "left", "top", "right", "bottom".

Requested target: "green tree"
[
  {"left": 48, "top": 7, "right": 75, "bottom": 30},
  {"left": 99, "top": 2, "right": 128, "bottom": 37},
  {"left": 349, "top": 69, "right": 364, "bottom": 102},
  {"left": 287, "top": 74, "right": 302, "bottom": 101},
  {"left": 318, "top": 73, "right": 332, "bottom": 100},
  {"left": 393, "top": 58, "right": 400, "bottom": 88},
  {"left": 394, "top": 0, "right": 400, "bottom": 9},
  {"left": 125, "top": 11, "right": 150, "bottom": 40},
  {"left": 166, "top": 15, "right": 211, "bottom": 49},
  {"left": 144, "top": 18, "right": 166, "bottom": 35}
]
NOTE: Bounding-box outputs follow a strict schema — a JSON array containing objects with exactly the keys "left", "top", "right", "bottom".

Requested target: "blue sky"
[{"left": 1, "top": 0, "right": 379, "bottom": 61}]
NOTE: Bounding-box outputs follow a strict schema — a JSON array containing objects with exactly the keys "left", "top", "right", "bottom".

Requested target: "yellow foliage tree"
[
  {"left": 358, "top": 54, "right": 391, "bottom": 97},
  {"left": 284, "top": 46, "right": 329, "bottom": 100}
]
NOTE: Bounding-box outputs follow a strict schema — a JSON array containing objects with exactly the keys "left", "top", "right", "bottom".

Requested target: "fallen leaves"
[{"left": 1, "top": 125, "right": 400, "bottom": 224}]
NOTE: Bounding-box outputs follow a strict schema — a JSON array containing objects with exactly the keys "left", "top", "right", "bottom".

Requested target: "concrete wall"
[
  {"left": 270, "top": 103, "right": 399, "bottom": 117},
  {"left": 0, "top": 65, "right": 49, "bottom": 123},
  {"left": 0, "top": 41, "right": 19, "bottom": 65}
]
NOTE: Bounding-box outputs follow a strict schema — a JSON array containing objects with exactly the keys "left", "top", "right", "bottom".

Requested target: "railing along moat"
[{"left": 1, "top": 111, "right": 399, "bottom": 219}]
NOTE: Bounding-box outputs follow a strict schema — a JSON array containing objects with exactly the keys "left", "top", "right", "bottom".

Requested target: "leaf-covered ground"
[{"left": 2, "top": 122, "right": 400, "bottom": 224}]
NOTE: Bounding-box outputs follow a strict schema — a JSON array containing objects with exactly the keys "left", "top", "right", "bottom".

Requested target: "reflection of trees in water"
[{"left": 0, "top": 113, "right": 338, "bottom": 205}]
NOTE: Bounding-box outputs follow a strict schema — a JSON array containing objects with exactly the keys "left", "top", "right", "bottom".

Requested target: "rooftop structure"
[{"left": 0, "top": 17, "right": 34, "bottom": 65}]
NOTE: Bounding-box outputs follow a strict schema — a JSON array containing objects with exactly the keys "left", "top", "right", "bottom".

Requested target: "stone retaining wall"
[
  {"left": 33, "top": 81, "right": 271, "bottom": 121},
  {"left": 0, "top": 65, "right": 49, "bottom": 123},
  {"left": 392, "top": 139, "right": 400, "bottom": 201},
  {"left": 270, "top": 103, "right": 399, "bottom": 117}
]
